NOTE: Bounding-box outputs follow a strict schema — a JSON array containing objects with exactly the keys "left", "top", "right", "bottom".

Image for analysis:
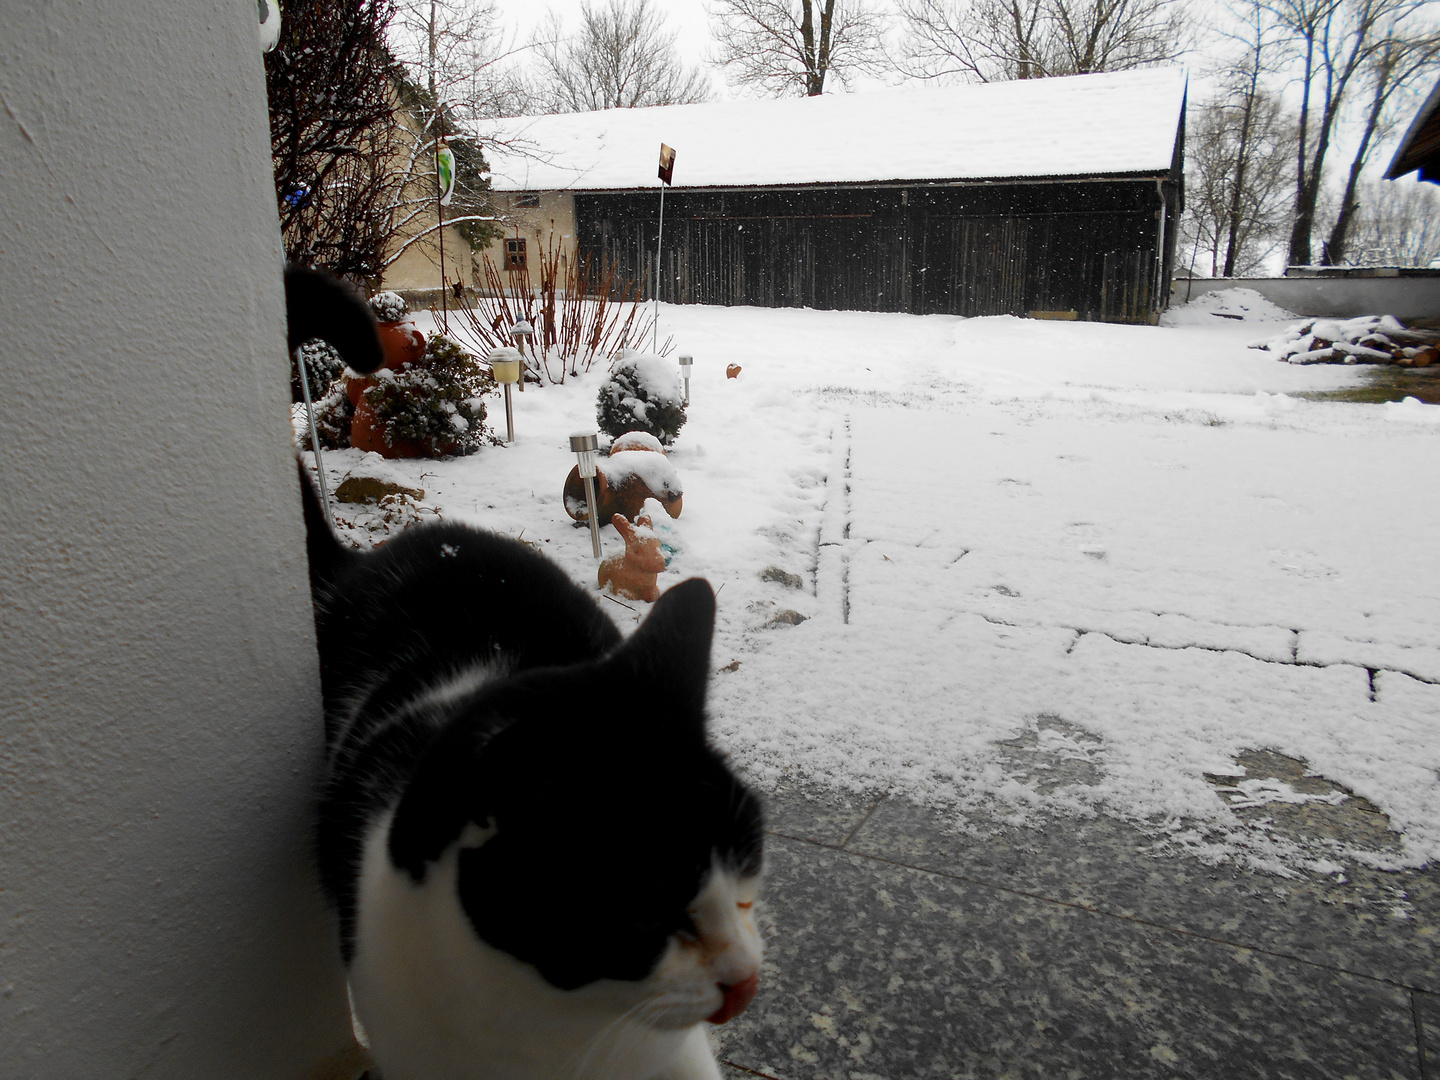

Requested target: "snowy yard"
[{"left": 315, "top": 296, "right": 1440, "bottom": 879}]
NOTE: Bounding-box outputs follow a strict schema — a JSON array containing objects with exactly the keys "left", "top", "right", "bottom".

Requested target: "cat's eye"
[{"left": 736, "top": 901, "right": 753, "bottom": 910}]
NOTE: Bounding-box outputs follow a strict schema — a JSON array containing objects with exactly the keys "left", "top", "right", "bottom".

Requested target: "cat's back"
[{"left": 312, "top": 519, "right": 621, "bottom": 720}]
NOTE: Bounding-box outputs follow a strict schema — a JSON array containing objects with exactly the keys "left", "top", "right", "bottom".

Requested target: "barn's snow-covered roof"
[{"left": 482, "top": 67, "right": 1187, "bottom": 192}]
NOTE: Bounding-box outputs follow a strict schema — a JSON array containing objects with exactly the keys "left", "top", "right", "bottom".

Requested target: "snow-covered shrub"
[
  {"left": 309, "top": 379, "right": 354, "bottom": 449},
  {"left": 332, "top": 492, "right": 441, "bottom": 548},
  {"left": 369, "top": 290, "right": 408, "bottom": 322},
  {"left": 364, "top": 333, "right": 495, "bottom": 456},
  {"left": 596, "top": 353, "right": 687, "bottom": 446},
  {"left": 290, "top": 337, "right": 347, "bottom": 403}
]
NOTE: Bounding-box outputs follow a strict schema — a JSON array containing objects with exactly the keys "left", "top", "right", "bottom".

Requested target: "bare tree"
[
  {"left": 390, "top": 0, "right": 533, "bottom": 122},
  {"left": 529, "top": 0, "right": 711, "bottom": 112},
  {"left": 1180, "top": 89, "right": 1297, "bottom": 276},
  {"left": 894, "top": 0, "right": 1187, "bottom": 83},
  {"left": 1333, "top": 177, "right": 1440, "bottom": 265},
  {"left": 265, "top": 0, "right": 398, "bottom": 282},
  {"left": 709, "top": 0, "right": 888, "bottom": 96},
  {"left": 1321, "top": 30, "right": 1440, "bottom": 263},
  {"left": 1266, "top": 0, "right": 1437, "bottom": 266}
]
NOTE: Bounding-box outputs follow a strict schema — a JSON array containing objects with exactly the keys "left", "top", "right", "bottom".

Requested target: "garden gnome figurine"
[{"left": 598, "top": 512, "right": 665, "bottom": 603}]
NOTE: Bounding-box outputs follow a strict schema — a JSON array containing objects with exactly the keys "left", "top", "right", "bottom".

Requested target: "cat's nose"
[{"left": 706, "top": 972, "right": 759, "bottom": 1024}]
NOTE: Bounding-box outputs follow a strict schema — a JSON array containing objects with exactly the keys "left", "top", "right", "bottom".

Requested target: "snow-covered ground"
[{"left": 312, "top": 293, "right": 1440, "bottom": 877}]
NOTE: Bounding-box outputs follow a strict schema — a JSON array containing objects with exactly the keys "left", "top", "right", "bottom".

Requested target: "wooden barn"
[{"left": 483, "top": 69, "right": 1187, "bottom": 325}]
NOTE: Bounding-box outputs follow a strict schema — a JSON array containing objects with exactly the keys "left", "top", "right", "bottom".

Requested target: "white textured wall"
[{"left": 0, "top": 2, "right": 355, "bottom": 1076}]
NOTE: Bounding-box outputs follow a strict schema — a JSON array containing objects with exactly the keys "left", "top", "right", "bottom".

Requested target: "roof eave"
[
  {"left": 1385, "top": 76, "right": 1440, "bottom": 181},
  {"left": 496, "top": 170, "right": 1179, "bottom": 196}
]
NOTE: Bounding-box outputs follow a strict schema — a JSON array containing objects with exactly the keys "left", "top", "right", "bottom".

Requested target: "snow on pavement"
[{"left": 330, "top": 298, "right": 1440, "bottom": 875}]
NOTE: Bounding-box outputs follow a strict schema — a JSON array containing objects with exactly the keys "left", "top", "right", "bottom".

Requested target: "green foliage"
[
  {"left": 364, "top": 334, "right": 495, "bottom": 456},
  {"left": 291, "top": 338, "right": 348, "bottom": 403},
  {"left": 369, "top": 291, "right": 408, "bottom": 322},
  {"left": 596, "top": 354, "right": 687, "bottom": 446},
  {"left": 310, "top": 379, "right": 355, "bottom": 450}
]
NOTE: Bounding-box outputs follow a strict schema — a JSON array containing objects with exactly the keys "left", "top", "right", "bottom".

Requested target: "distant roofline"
[
  {"left": 480, "top": 68, "right": 1188, "bottom": 194},
  {"left": 497, "top": 171, "right": 1179, "bottom": 195}
]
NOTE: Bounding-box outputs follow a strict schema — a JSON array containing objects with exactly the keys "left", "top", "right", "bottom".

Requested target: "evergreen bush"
[
  {"left": 309, "top": 380, "right": 354, "bottom": 450},
  {"left": 291, "top": 337, "right": 347, "bottom": 403},
  {"left": 364, "top": 334, "right": 495, "bottom": 456},
  {"left": 369, "top": 291, "right": 407, "bottom": 322},
  {"left": 596, "top": 354, "right": 686, "bottom": 446}
]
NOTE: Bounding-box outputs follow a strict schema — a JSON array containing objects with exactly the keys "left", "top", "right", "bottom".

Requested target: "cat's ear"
[{"left": 610, "top": 577, "right": 715, "bottom": 722}]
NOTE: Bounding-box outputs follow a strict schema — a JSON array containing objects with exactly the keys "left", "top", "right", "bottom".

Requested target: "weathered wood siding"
[{"left": 575, "top": 181, "right": 1176, "bottom": 324}]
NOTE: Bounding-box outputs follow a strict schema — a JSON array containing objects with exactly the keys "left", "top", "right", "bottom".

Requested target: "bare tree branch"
[
  {"left": 528, "top": 0, "right": 712, "bottom": 112},
  {"left": 894, "top": 0, "right": 1187, "bottom": 82},
  {"left": 265, "top": 0, "right": 398, "bottom": 283},
  {"left": 709, "top": 0, "right": 887, "bottom": 96},
  {"left": 1265, "top": 0, "right": 1439, "bottom": 266}
]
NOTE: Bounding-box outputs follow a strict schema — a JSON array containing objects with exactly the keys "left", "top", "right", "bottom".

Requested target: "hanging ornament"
[
  {"left": 258, "top": 0, "right": 282, "bottom": 53},
  {"left": 436, "top": 141, "right": 456, "bottom": 207}
]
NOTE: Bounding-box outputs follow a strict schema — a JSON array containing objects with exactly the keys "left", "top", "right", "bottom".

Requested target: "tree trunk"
[
  {"left": 817, "top": 0, "right": 835, "bottom": 95},
  {"left": 800, "top": 0, "right": 821, "bottom": 95},
  {"left": 1323, "top": 77, "right": 1386, "bottom": 265},
  {"left": 1223, "top": 91, "right": 1256, "bottom": 276},
  {"left": 1287, "top": 37, "right": 1316, "bottom": 268}
]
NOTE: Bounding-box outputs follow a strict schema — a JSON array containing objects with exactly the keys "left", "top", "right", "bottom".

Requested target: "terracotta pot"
[
  {"left": 563, "top": 463, "right": 683, "bottom": 522},
  {"left": 346, "top": 375, "right": 374, "bottom": 407},
  {"left": 377, "top": 319, "right": 426, "bottom": 369},
  {"left": 350, "top": 398, "right": 428, "bottom": 459}
]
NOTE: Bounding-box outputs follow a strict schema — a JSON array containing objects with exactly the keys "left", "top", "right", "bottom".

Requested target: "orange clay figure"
[{"left": 598, "top": 512, "right": 666, "bottom": 603}]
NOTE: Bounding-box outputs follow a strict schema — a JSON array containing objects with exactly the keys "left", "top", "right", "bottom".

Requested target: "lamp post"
[
  {"left": 569, "top": 432, "right": 603, "bottom": 559},
  {"left": 511, "top": 318, "right": 533, "bottom": 392},
  {"left": 489, "top": 347, "right": 522, "bottom": 442},
  {"left": 678, "top": 353, "right": 693, "bottom": 404}
]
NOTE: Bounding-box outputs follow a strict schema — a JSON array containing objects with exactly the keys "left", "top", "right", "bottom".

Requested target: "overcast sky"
[{"left": 486, "top": 0, "right": 1430, "bottom": 181}]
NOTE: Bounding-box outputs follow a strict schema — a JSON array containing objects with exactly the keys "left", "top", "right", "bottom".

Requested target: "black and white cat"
[{"left": 291, "top": 269, "right": 765, "bottom": 1080}]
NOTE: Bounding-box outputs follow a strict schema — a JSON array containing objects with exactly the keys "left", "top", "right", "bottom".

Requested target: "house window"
[
  {"left": 516, "top": 192, "right": 540, "bottom": 208},
  {"left": 506, "top": 238, "right": 527, "bottom": 270}
]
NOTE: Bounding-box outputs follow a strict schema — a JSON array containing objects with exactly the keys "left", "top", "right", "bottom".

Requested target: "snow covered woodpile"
[
  {"left": 1250, "top": 315, "right": 1440, "bottom": 366},
  {"left": 481, "top": 69, "right": 1187, "bottom": 325}
]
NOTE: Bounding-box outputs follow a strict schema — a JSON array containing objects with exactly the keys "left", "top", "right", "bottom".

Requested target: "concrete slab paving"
[
  {"left": 847, "top": 796, "right": 1440, "bottom": 993},
  {"left": 718, "top": 785, "right": 1432, "bottom": 1079}
]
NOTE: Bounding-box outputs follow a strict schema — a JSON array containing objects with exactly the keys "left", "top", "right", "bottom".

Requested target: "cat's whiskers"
[{"left": 562, "top": 992, "right": 664, "bottom": 1080}]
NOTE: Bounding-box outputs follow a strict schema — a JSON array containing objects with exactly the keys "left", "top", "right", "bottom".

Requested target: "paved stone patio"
[{"left": 712, "top": 781, "right": 1437, "bottom": 1080}]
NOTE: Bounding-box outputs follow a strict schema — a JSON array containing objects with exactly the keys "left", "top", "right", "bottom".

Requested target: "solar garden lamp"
[
  {"left": 489, "top": 346, "right": 522, "bottom": 443},
  {"left": 678, "top": 353, "right": 693, "bottom": 404},
  {"left": 569, "top": 432, "right": 603, "bottom": 559},
  {"left": 511, "top": 318, "right": 534, "bottom": 392}
]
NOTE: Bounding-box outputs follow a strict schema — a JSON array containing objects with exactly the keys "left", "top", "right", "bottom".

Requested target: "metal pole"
[
  {"left": 653, "top": 183, "right": 665, "bottom": 352},
  {"left": 1154, "top": 178, "right": 1167, "bottom": 321},
  {"left": 503, "top": 382, "right": 514, "bottom": 443},
  {"left": 583, "top": 476, "right": 602, "bottom": 558},
  {"left": 294, "top": 347, "right": 335, "bottom": 531},
  {"left": 436, "top": 135, "right": 449, "bottom": 333}
]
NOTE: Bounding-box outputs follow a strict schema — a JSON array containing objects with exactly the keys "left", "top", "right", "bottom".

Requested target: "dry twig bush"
[{"left": 450, "top": 241, "right": 667, "bottom": 384}]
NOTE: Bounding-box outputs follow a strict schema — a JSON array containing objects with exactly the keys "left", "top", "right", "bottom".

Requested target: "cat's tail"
[
  {"left": 284, "top": 266, "right": 384, "bottom": 375},
  {"left": 298, "top": 458, "right": 355, "bottom": 589}
]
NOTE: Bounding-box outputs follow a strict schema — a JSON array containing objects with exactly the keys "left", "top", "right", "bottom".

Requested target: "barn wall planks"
[{"left": 575, "top": 181, "right": 1173, "bottom": 324}]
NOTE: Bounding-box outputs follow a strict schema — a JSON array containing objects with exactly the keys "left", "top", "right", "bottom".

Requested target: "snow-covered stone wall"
[
  {"left": 0, "top": 2, "right": 355, "bottom": 1076},
  {"left": 1171, "top": 275, "right": 1440, "bottom": 322}
]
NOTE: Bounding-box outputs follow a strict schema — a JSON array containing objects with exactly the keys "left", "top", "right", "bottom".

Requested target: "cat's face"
[
  {"left": 377, "top": 577, "right": 767, "bottom": 1031},
  {"left": 452, "top": 733, "right": 765, "bottom": 1004},
  {"left": 644, "top": 856, "right": 763, "bottom": 1029}
]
